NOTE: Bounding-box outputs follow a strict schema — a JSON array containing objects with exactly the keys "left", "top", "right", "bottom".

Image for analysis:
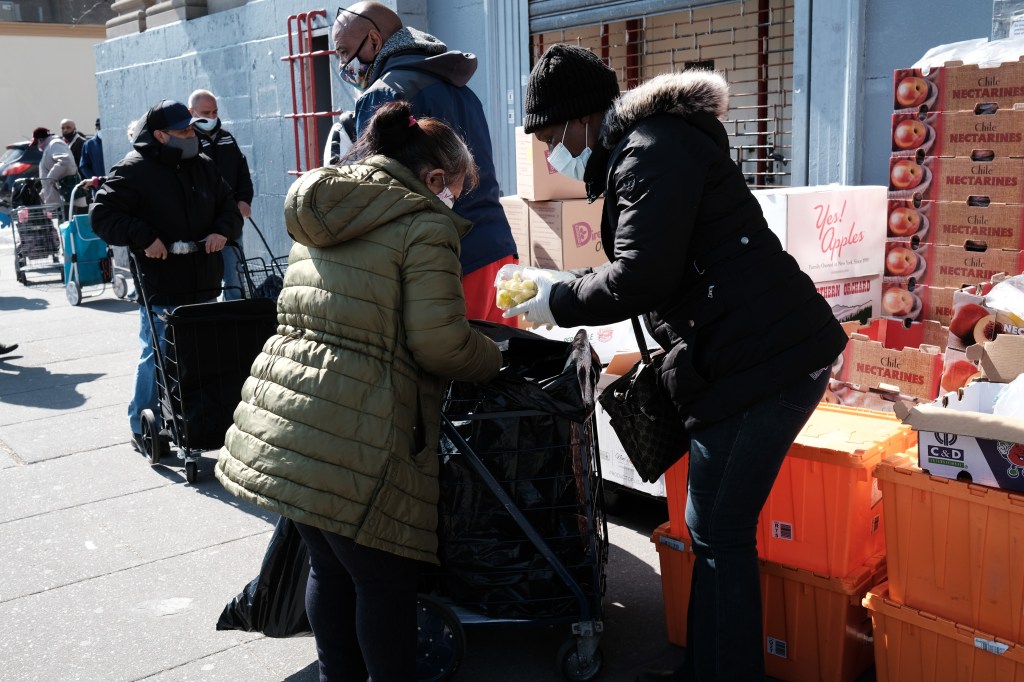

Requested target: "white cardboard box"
[
  {"left": 816, "top": 274, "right": 882, "bottom": 325},
  {"left": 528, "top": 198, "right": 607, "bottom": 271},
  {"left": 525, "top": 318, "right": 657, "bottom": 367},
  {"left": 752, "top": 185, "right": 887, "bottom": 282},
  {"left": 895, "top": 381, "right": 1024, "bottom": 492}
]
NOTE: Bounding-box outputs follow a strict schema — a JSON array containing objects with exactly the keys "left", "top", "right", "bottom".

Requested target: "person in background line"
[
  {"left": 332, "top": 1, "right": 518, "bottom": 324},
  {"left": 512, "top": 44, "right": 849, "bottom": 682},
  {"left": 323, "top": 110, "right": 356, "bottom": 166},
  {"left": 79, "top": 118, "right": 105, "bottom": 182},
  {"left": 217, "top": 100, "right": 502, "bottom": 682},
  {"left": 189, "top": 89, "right": 255, "bottom": 302},
  {"left": 90, "top": 100, "right": 241, "bottom": 454},
  {"left": 33, "top": 127, "right": 83, "bottom": 214},
  {"left": 61, "top": 119, "right": 88, "bottom": 167}
]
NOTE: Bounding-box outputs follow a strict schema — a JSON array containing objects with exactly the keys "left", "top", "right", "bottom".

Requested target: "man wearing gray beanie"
[{"left": 508, "top": 44, "right": 847, "bottom": 682}]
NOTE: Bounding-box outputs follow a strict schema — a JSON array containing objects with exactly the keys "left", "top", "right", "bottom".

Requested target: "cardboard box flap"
[
  {"left": 966, "top": 334, "right": 1024, "bottom": 383},
  {"left": 894, "top": 399, "right": 1024, "bottom": 443}
]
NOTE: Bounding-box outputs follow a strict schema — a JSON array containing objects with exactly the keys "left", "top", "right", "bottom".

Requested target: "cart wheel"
[
  {"left": 557, "top": 640, "right": 603, "bottom": 682},
  {"left": 140, "top": 409, "right": 168, "bottom": 465},
  {"left": 112, "top": 274, "right": 128, "bottom": 299},
  {"left": 65, "top": 281, "right": 82, "bottom": 306},
  {"left": 416, "top": 594, "right": 465, "bottom": 682},
  {"left": 185, "top": 461, "right": 199, "bottom": 484}
]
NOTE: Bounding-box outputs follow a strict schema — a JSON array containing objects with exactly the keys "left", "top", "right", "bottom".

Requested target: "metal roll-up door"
[{"left": 530, "top": 0, "right": 795, "bottom": 188}]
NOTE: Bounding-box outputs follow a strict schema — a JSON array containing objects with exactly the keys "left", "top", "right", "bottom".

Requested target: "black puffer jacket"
[
  {"left": 549, "top": 71, "right": 847, "bottom": 427},
  {"left": 197, "top": 124, "right": 254, "bottom": 204},
  {"left": 90, "top": 116, "right": 242, "bottom": 306}
]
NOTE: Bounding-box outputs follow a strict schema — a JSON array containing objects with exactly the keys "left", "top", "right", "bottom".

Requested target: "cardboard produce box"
[
  {"left": 888, "top": 155, "right": 1024, "bottom": 204},
  {"left": 816, "top": 275, "right": 881, "bottom": 324},
  {"left": 833, "top": 318, "right": 945, "bottom": 401},
  {"left": 499, "top": 195, "right": 530, "bottom": 266},
  {"left": 753, "top": 185, "right": 886, "bottom": 283},
  {"left": 882, "top": 241, "right": 1024, "bottom": 289},
  {"left": 528, "top": 198, "right": 607, "bottom": 271},
  {"left": 940, "top": 284, "right": 1024, "bottom": 392},
  {"left": 888, "top": 197, "right": 1024, "bottom": 250},
  {"left": 891, "top": 107, "right": 1024, "bottom": 158},
  {"left": 893, "top": 59, "right": 1024, "bottom": 113},
  {"left": 514, "top": 127, "right": 587, "bottom": 201},
  {"left": 895, "top": 381, "right": 1024, "bottom": 492},
  {"left": 880, "top": 282, "right": 955, "bottom": 325}
]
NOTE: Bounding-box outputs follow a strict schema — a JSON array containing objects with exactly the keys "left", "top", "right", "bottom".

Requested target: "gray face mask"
[{"left": 162, "top": 134, "right": 199, "bottom": 160}]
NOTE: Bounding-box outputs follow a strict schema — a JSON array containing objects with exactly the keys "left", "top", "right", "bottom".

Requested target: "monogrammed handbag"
[{"left": 598, "top": 317, "right": 689, "bottom": 482}]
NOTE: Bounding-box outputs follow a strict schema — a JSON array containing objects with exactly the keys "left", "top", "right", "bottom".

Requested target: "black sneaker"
[{"left": 130, "top": 432, "right": 144, "bottom": 454}]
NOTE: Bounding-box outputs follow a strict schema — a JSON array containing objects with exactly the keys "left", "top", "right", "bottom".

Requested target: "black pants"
[{"left": 294, "top": 522, "right": 419, "bottom": 682}]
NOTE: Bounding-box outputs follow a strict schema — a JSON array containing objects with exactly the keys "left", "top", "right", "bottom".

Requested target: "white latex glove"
[{"left": 503, "top": 276, "right": 557, "bottom": 326}]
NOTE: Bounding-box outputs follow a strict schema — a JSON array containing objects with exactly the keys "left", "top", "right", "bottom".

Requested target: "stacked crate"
[
  {"left": 883, "top": 57, "right": 1024, "bottom": 396},
  {"left": 653, "top": 403, "right": 913, "bottom": 681},
  {"left": 867, "top": 449, "right": 1024, "bottom": 681}
]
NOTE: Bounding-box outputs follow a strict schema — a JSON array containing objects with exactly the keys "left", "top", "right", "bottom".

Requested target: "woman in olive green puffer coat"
[{"left": 216, "top": 102, "right": 502, "bottom": 681}]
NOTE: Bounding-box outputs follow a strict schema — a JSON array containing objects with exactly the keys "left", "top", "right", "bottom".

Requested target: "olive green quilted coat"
[{"left": 216, "top": 156, "right": 502, "bottom": 563}]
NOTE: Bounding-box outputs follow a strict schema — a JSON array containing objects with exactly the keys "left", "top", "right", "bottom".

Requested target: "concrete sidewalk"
[{"left": 0, "top": 225, "right": 682, "bottom": 682}]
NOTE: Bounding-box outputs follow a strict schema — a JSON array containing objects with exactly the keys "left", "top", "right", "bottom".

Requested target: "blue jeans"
[
  {"left": 294, "top": 522, "right": 420, "bottom": 682},
  {"left": 681, "top": 369, "right": 829, "bottom": 682},
  {"left": 129, "top": 305, "right": 170, "bottom": 435},
  {"left": 221, "top": 242, "right": 244, "bottom": 301}
]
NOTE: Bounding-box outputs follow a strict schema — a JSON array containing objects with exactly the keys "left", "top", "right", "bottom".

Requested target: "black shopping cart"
[
  {"left": 237, "top": 217, "right": 287, "bottom": 301},
  {"left": 132, "top": 248, "right": 277, "bottom": 483},
  {"left": 10, "top": 178, "right": 62, "bottom": 285},
  {"left": 418, "top": 323, "right": 608, "bottom": 682}
]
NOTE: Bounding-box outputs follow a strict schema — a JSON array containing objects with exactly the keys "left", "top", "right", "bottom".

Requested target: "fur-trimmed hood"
[{"left": 601, "top": 70, "right": 730, "bottom": 149}]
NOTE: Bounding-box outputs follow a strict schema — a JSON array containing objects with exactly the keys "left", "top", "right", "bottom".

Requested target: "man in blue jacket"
[{"left": 333, "top": 2, "right": 517, "bottom": 324}]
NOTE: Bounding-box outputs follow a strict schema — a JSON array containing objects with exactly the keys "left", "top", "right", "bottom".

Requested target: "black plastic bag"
[{"left": 216, "top": 516, "right": 312, "bottom": 637}]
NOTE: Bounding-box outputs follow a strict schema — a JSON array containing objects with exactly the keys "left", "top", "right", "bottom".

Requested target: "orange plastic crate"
[
  {"left": 662, "top": 455, "right": 690, "bottom": 539},
  {"left": 654, "top": 522, "right": 884, "bottom": 682},
  {"left": 761, "top": 554, "right": 884, "bottom": 682},
  {"left": 757, "top": 403, "right": 912, "bottom": 575},
  {"left": 652, "top": 521, "right": 696, "bottom": 647},
  {"left": 874, "top": 455, "right": 1024, "bottom": 642},
  {"left": 865, "top": 582, "right": 1024, "bottom": 682}
]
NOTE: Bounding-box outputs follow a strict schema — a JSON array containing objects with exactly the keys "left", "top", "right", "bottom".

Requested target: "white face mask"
[
  {"left": 194, "top": 117, "right": 219, "bottom": 133},
  {"left": 547, "top": 121, "right": 591, "bottom": 182},
  {"left": 436, "top": 185, "right": 456, "bottom": 209}
]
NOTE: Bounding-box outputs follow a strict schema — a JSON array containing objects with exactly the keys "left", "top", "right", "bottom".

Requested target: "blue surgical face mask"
[{"left": 546, "top": 121, "right": 591, "bottom": 182}]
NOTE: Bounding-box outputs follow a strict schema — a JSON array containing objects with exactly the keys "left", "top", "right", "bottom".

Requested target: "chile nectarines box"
[
  {"left": 752, "top": 185, "right": 886, "bottom": 283},
  {"left": 889, "top": 198, "right": 1024, "bottom": 250},
  {"left": 879, "top": 281, "right": 955, "bottom": 326},
  {"left": 527, "top": 198, "right": 606, "bottom": 271},
  {"left": 893, "top": 60, "right": 1024, "bottom": 113},
  {"left": 894, "top": 381, "right": 1024, "bottom": 493},
  {"left": 891, "top": 108, "right": 1024, "bottom": 158},
  {"left": 833, "top": 318, "right": 944, "bottom": 401},
  {"left": 882, "top": 241, "right": 1024, "bottom": 289},
  {"left": 514, "top": 126, "right": 588, "bottom": 202},
  {"left": 888, "top": 155, "right": 1024, "bottom": 204}
]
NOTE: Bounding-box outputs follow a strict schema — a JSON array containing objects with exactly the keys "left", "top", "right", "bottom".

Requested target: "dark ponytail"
[{"left": 344, "top": 101, "right": 479, "bottom": 193}]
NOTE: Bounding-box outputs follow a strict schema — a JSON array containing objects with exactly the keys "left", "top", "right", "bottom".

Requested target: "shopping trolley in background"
[
  {"left": 131, "top": 249, "right": 277, "bottom": 483},
  {"left": 60, "top": 182, "right": 129, "bottom": 305},
  {"left": 237, "top": 217, "right": 288, "bottom": 301},
  {"left": 10, "top": 178, "right": 63, "bottom": 285},
  {"left": 418, "top": 323, "right": 608, "bottom": 682}
]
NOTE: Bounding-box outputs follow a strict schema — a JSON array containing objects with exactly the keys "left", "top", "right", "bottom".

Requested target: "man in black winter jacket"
[
  {"left": 189, "top": 89, "right": 254, "bottom": 301},
  {"left": 90, "top": 99, "right": 242, "bottom": 454},
  {"left": 512, "top": 45, "right": 848, "bottom": 682}
]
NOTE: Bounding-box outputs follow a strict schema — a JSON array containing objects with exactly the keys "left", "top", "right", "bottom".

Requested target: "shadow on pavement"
[
  {"left": 0, "top": 294, "right": 49, "bottom": 311},
  {"left": 283, "top": 662, "right": 319, "bottom": 681},
  {"left": 0, "top": 361, "right": 101, "bottom": 408}
]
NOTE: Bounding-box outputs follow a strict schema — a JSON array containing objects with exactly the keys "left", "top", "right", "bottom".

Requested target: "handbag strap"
[{"left": 630, "top": 316, "right": 653, "bottom": 365}]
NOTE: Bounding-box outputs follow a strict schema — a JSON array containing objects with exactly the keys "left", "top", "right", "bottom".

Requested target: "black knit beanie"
[{"left": 524, "top": 44, "right": 619, "bottom": 134}]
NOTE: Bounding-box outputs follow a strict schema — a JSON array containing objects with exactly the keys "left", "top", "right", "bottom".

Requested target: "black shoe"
[
  {"left": 130, "top": 432, "right": 144, "bottom": 454},
  {"left": 0, "top": 343, "right": 18, "bottom": 355}
]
